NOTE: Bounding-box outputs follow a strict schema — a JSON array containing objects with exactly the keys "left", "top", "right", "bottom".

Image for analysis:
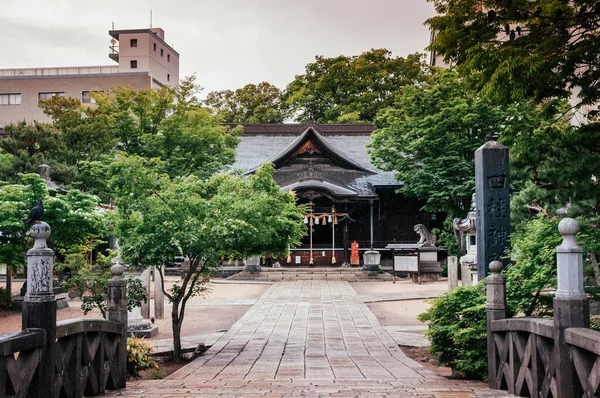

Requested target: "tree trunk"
[{"left": 171, "top": 301, "right": 183, "bottom": 359}]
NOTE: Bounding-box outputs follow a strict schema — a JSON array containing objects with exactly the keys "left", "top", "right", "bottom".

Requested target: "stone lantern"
[{"left": 453, "top": 195, "right": 479, "bottom": 286}]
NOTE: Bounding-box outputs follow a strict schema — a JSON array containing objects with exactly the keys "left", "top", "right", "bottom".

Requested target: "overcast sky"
[{"left": 0, "top": 0, "right": 435, "bottom": 95}]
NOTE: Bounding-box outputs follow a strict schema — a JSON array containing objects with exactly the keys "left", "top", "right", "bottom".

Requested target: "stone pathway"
[{"left": 111, "top": 281, "right": 513, "bottom": 397}]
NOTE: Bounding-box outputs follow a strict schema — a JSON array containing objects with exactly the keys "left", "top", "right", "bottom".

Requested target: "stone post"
[
  {"left": 106, "top": 263, "right": 128, "bottom": 389},
  {"left": 486, "top": 260, "right": 506, "bottom": 389},
  {"left": 461, "top": 263, "right": 472, "bottom": 286},
  {"left": 154, "top": 266, "right": 164, "bottom": 319},
  {"left": 140, "top": 268, "right": 151, "bottom": 319},
  {"left": 553, "top": 217, "right": 588, "bottom": 398},
  {"left": 448, "top": 256, "right": 458, "bottom": 290},
  {"left": 21, "top": 221, "right": 56, "bottom": 397},
  {"left": 475, "top": 141, "right": 510, "bottom": 281}
]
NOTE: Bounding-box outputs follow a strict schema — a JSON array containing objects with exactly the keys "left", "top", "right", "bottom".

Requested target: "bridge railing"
[
  {"left": 0, "top": 329, "right": 46, "bottom": 398},
  {"left": 487, "top": 217, "right": 597, "bottom": 398},
  {"left": 54, "top": 318, "right": 124, "bottom": 398}
]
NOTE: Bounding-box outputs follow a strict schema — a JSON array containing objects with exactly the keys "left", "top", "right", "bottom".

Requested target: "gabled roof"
[
  {"left": 230, "top": 123, "right": 402, "bottom": 198},
  {"left": 245, "top": 126, "right": 374, "bottom": 175}
]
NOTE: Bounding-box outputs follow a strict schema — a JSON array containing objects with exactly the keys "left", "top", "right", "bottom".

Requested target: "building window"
[
  {"left": 160, "top": 49, "right": 164, "bottom": 57},
  {"left": 130, "top": 60, "right": 138, "bottom": 69},
  {"left": 130, "top": 39, "right": 137, "bottom": 47},
  {"left": 38, "top": 92, "right": 65, "bottom": 102},
  {"left": 82, "top": 90, "right": 102, "bottom": 104},
  {"left": 167, "top": 54, "right": 170, "bottom": 62},
  {"left": 167, "top": 74, "right": 170, "bottom": 82},
  {"left": 0, "top": 93, "right": 22, "bottom": 105},
  {"left": 153, "top": 43, "right": 156, "bottom": 51}
]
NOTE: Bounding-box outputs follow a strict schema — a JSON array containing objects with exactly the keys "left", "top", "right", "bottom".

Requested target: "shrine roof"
[{"left": 229, "top": 123, "right": 401, "bottom": 189}]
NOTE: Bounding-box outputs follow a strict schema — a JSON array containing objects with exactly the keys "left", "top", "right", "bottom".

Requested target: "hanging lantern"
[
  {"left": 334, "top": 216, "right": 338, "bottom": 225},
  {"left": 328, "top": 214, "right": 333, "bottom": 223},
  {"left": 322, "top": 215, "right": 327, "bottom": 225},
  {"left": 315, "top": 216, "right": 319, "bottom": 225},
  {"left": 304, "top": 216, "right": 308, "bottom": 224}
]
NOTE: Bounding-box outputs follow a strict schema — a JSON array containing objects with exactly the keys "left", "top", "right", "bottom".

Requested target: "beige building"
[{"left": 0, "top": 27, "right": 179, "bottom": 132}]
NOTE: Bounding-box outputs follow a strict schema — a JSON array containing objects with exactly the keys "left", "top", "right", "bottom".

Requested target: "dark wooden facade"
[{"left": 231, "top": 123, "right": 442, "bottom": 266}]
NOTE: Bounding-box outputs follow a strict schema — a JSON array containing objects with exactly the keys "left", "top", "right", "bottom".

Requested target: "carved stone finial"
[
  {"left": 489, "top": 260, "right": 503, "bottom": 273},
  {"left": 111, "top": 264, "right": 125, "bottom": 280},
  {"left": 29, "top": 221, "right": 51, "bottom": 249},
  {"left": 558, "top": 217, "right": 580, "bottom": 237}
]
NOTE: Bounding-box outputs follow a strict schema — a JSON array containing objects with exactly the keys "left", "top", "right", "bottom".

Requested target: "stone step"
[{"left": 117, "top": 379, "right": 509, "bottom": 397}]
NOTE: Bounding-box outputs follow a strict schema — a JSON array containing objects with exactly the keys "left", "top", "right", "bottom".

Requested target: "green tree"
[
  {"left": 284, "top": 49, "right": 428, "bottom": 122},
  {"left": 368, "top": 70, "right": 551, "bottom": 216},
  {"left": 0, "top": 174, "right": 105, "bottom": 270},
  {"left": 110, "top": 156, "right": 305, "bottom": 359},
  {"left": 427, "top": 0, "right": 600, "bottom": 109},
  {"left": 204, "top": 82, "right": 289, "bottom": 123},
  {"left": 0, "top": 121, "right": 69, "bottom": 184}
]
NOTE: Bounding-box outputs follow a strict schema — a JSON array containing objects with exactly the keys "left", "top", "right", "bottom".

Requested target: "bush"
[
  {"left": 126, "top": 337, "right": 156, "bottom": 378},
  {"left": 418, "top": 284, "right": 488, "bottom": 380},
  {"left": 0, "top": 287, "right": 12, "bottom": 309}
]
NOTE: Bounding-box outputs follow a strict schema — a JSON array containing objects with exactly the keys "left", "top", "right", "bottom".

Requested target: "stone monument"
[{"left": 475, "top": 140, "right": 510, "bottom": 281}]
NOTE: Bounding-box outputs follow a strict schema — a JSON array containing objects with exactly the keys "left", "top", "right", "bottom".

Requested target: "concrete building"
[{"left": 0, "top": 27, "right": 179, "bottom": 133}]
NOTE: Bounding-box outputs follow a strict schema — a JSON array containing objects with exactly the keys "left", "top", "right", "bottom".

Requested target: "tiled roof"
[{"left": 230, "top": 123, "right": 401, "bottom": 190}]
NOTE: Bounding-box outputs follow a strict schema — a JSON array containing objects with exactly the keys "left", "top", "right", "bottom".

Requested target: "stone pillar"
[
  {"left": 461, "top": 263, "right": 472, "bottom": 286},
  {"left": 106, "top": 263, "right": 128, "bottom": 389},
  {"left": 553, "top": 217, "right": 588, "bottom": 398},
  {"left": 448, "top": 256, "right": 458, "bottom": 290},
  {"left": 140, "top": 268, "right": 151, "bottom": 319},
  {"left": 486, "top": 260, "right": 506, "bottom": 389},
  {"left": 21, "top": 221, "right": 56, "bottom": 397},
  {"left": 475, "top": 141, "right": 510, "bottom": 281},
  {"left": 154, "top": 266, "right": 164, "bottom": 319}
]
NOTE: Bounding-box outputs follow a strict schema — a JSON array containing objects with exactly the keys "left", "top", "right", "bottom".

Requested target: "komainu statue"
[{"left": 414, "top": 224, "right": 437, "bottom": 247}]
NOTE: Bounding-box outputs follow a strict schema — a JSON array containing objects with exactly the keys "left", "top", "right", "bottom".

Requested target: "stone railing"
[
  {"left": 1, "top": 221, "right": 128, "bottom": 398},
  {"left": 487, "top": 218, "right": 598, "bottom": 398}
]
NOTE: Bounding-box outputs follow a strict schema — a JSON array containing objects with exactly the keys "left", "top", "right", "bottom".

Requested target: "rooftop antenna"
[
  {"left": 150, "top": 9, "right": 153, "bottom": 28},
  {"left": 111, "top": 21, "right": 114, "bottom": 30}
]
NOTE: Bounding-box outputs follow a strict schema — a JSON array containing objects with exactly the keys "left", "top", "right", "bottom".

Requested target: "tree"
[
  {"left": 0, "top": 121, "right": 69, "bottom": 184},
  {"left": 110, "top": 156, "right": 305, "bottom": 359},
  {"left": 0, "top": 174, "right": 105, "bottom": 271},
  {"left": 284, "top": 49, "right": 428, "bottom": 122},
  {"left": 426, "top": 0, "right": 600, "bottom": 111},
  {"left": 368, "top": 70, "right": 553, "bottom": 216},
  {"left": 204, "top": 82, "right": 289, "bottom": 123}
]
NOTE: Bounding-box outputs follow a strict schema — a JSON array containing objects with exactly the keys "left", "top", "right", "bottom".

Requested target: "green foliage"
[
  {"left": 0, "top": 174, "right": 104, "bottom": 269},
  {"left": 418, "top": 285, "right": 488, "bottom": 379},
  {"left": 427, "top": 0, "right": 600, "bottom": 108},
  {"left": 284, "top": 50, "right": 428, "bottom": 122},
  {"left": 369, "top": 70, "right": 551, "bottom": 215},
  {"left": 204, "top": 82, "right": 289, "bottom": 123},
  {"left": 506, "top": 216, "right": 561, "bottom": 317},
  {"left": 0, "top": 287, "right": 12, "bottom": 309},
  {"left": 58, "top": 247, "right": 148, "bottom": 317},
  {"left": 126, "top": 337, "right": 157, "bottom": 379},
  {"left": 110, "top": 155, "right": 305, "bottom": 359},
  {"left": 0, "top": 121, "right": 68, "bottom": 184}
]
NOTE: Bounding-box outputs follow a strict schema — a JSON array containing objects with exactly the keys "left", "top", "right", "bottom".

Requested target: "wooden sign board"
[{"left": 394, "top": 255, "right": 419, "bottom": 272}]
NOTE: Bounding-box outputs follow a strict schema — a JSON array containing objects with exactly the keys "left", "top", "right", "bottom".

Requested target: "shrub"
[
  {"left": 126, "top": 337, "right": 156, "bottom": 378},
  {"left": 418, "top": 284, "right": 488, "bottom": 380},
  {"left": 0, "top": 287, "right": 12, "bottom": 309}
]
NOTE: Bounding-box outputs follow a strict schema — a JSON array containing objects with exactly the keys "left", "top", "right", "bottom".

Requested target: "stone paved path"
[{"left": 111, "top": 281, "right": 513, "bottom": 397}]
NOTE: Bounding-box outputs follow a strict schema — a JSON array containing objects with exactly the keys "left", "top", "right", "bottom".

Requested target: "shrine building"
[{"left": 230, "top": 122, "right": 443, "bottom": 267}]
